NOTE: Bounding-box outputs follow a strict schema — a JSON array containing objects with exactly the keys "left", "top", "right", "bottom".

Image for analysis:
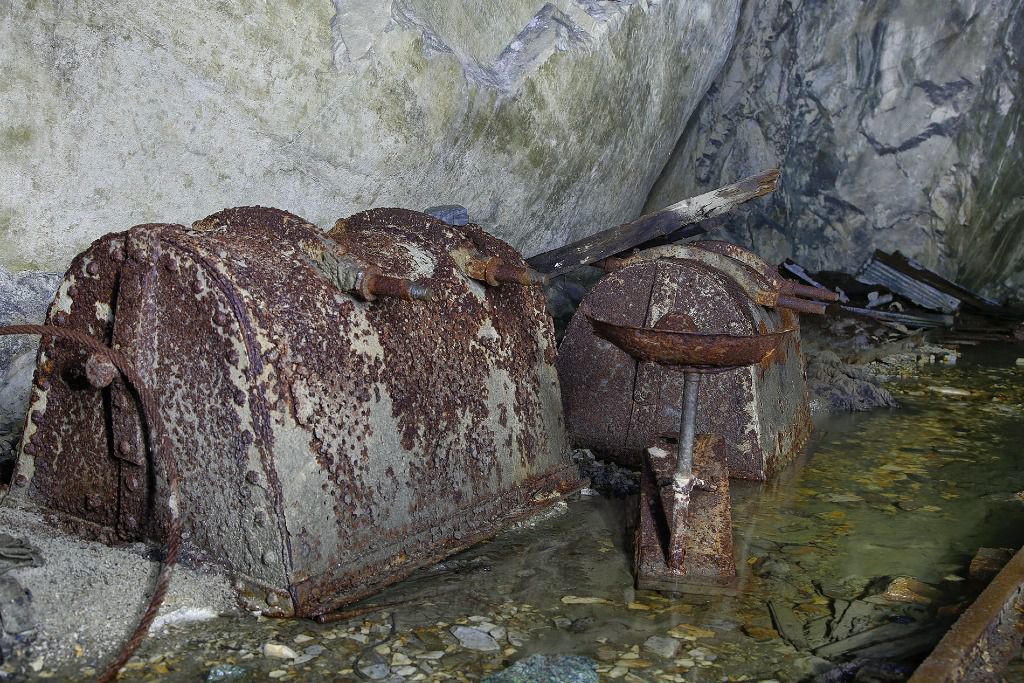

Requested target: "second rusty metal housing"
[
  {"left": 557, "top": 242, "right": 814, "bottom": 482},
  {"left": 5, "top": 207, "right": 580, "bottom": 617}
]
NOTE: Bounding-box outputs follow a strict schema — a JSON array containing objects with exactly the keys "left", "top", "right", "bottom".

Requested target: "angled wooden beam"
[{"left": 527, "top": 168, "right": 780, "bottom": 276}]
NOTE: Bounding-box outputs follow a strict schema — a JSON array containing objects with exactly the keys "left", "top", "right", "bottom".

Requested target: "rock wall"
[
  {"left": 0, "top": 0, "right": 738, "bottom": 272},
  {"left": 0, "top": 0, "right": 740, "bottom": 474},
  {"left": 646, "top": 0, "right": 1024, "bottom": 299}
]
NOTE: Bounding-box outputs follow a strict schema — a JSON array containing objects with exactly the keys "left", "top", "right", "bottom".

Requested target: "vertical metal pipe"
[{"left": 677, "top": 370, "right": 701, "bottom": 478}]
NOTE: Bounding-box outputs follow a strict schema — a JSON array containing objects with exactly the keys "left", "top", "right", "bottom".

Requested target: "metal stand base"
[{"left": 634, "top": 434, "right": 737, "bottom": 594}]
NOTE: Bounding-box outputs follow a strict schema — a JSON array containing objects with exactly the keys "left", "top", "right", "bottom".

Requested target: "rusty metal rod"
[
  {"left": 776, "top": 295, "right": 827, "bottom": 315},
  {"left": 781, "top": 280, "right": 840, "bottom": 303},
  {"left": 677, "top": 371, "right": 701, "bottom": 479},
  {"left": 364, "top": 272, "right": 433, "bottom": 302},
  {"left": 466, "top": 256, "right": 550, "bottom": 287}
]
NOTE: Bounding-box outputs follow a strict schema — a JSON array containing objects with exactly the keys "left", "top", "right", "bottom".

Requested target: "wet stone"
[
  {"left": 968, "top": 547, "right": 1014, "bottom": 583},
  {"left": 450, "top": 625, "right": 500, "bottom": 651},
  {"left": 357, "top": 651, "right": 392, "bottom": 680},
  {"left": 642, "top": 636, "right": 680, "bottom": 659},
  {"left": 262, "top": 643, "right": 298, "bottom": 659},
  {"left": 873, "top": 577, "right": 940, "bottom": 605}
]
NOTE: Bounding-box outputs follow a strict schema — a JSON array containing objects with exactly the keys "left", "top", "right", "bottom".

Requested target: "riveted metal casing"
[
  {"left": 557, "top": 243, "right": 810, "bottom": 481},
  {"left": 8, "top": 207, "right": 578, "bottom": 616}
]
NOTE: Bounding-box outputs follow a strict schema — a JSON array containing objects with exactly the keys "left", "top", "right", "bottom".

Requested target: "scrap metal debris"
[{"left": 782, "top": 252, "right": 1024, "bottom": 342}]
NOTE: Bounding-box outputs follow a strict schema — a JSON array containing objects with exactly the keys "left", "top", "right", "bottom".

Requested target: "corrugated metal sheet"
[{"left": 855, "top": 258, "right": 961, "bottom": 313}]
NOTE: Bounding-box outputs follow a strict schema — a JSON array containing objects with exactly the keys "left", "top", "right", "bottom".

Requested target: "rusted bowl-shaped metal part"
[{"left": 585, "top": 314, "right": 792, "bottom": 370}]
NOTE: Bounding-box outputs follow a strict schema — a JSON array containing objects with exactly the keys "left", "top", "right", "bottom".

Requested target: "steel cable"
[{"left": 0, "top": 324, "right": 180, "bottom": 683}]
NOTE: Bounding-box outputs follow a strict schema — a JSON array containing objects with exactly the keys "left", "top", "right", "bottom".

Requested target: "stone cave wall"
[
  {"left": 1, "top": 0, "right": 1022, "bottom": 467},
  {"left": 646, "top": 0, "right": 1024, "bottom": 300}
]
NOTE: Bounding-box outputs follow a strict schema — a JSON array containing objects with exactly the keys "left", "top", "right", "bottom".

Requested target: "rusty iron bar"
[
  {"left": 620, "top": 245, "right": 830, "bottom": 315},
  {"left": 694, "top": 241, "right": 838, "bottom": 305},
  {"left": 910, "top": 545, "right": 1024, "bottom": 682},
  {"left": 465, "top": 256, "right": 550, "bottom": 287},
  {"left": 775, "top": 295, "right": 827, "bottom": 315},
  {"left": 780, "top": 280, "right": 840, "bottom": 303},
  {"left": 357, "top": 266, "right": 433, "bottom": 302},
  {"left": 0, "top": 324, "right": 179, "bottom": 683}
]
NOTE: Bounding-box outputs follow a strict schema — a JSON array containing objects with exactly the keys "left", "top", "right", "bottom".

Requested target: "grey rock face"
[
  {"left": 0, "top": 0, "right": 739, "bottom": 271},
  {"left": 647, "top": 0, "right": 1024, "bottom": 300},
  {"left": 0, "top": 267, "right": 60, "bottom": 468}
]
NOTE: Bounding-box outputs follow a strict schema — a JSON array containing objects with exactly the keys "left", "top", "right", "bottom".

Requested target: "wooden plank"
[{"left": 527, "top": 169, "right": 780, "bottom": 276}]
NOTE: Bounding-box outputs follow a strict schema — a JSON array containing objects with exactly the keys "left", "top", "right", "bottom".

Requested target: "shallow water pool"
[{"left": 55, "top": 344, "right": 1024, "bottom": 682}]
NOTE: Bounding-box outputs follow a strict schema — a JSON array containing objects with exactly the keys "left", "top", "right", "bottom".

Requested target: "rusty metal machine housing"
[
  {"left": 5, "top": 206, "right": 580, "bottom": 617},
  {"left": 557, "top": 242, "right": 812, "bottom": 481}
]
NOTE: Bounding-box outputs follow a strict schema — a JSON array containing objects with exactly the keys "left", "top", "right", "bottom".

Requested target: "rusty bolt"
[
  {"left": 85, "top": 493, "right": 100, "bottom": 510},
  {"left": 357, "top": 267, "right": 432, "bottom": 302},
  {"left": 214, "top": 311, "right": 229, "bottom": 326},
  {"left": 29, "top": 409, "right": 44, "bottom": 425},
  {"left": 465, "top": 256, "right": 550, "bottom": 287},
  {"left": 14, "top": 474, "right": 28, "bottom": 487},
  {"left": 22, "top": 443, "right": 35, "bottom": 455},
  {"left": 118, "top": 440, "right": 133, "bottom": 456},
  {"left": 86, "top": 261, "right": 100, "bottom": 276},
  {"left": 125, "top": 477, "right": 139, "bottom": 492},
  {"left": 225, "top": 349, "right": 240, "bottom": 365},
  {"left": 85, "top": 353, "right": 118, "bottom": 389}
]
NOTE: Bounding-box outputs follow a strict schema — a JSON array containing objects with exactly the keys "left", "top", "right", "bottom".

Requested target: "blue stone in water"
[
  {"left": 482, "top": 654, "right": 599, "bottom": 683},
  {"left": 206, "top": 664, "right": 246, "bottom": 681}
]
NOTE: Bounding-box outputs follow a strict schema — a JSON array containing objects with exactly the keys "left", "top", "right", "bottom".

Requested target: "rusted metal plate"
[
  {"left": 634, "top": 434, "right": 735, "bottom": 593},
  {"left": 557, "top": 243, "right": 811, "bottom": 480},
  {"left": 910, "top": 546, "right": 1024, "bottom": 683},
  {"left": 11, "top": 206, "right": 580, "bottom": 617}
]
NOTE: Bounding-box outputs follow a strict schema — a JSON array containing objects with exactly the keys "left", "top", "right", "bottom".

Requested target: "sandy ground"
[{"left": 0, "top": 504, "right": 238, "bottom": 675}]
